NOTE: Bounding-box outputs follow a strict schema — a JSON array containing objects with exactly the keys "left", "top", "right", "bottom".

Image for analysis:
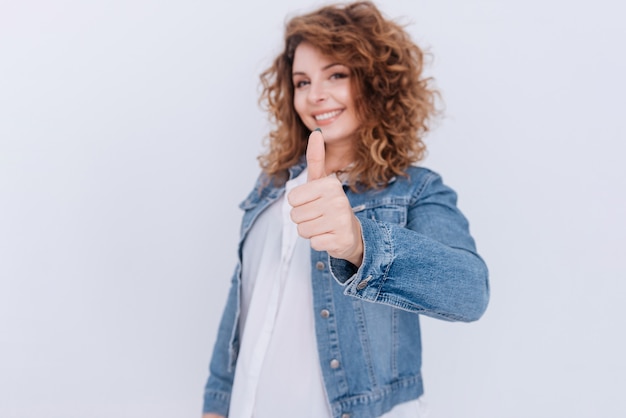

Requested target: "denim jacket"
[{"left": 203, "top": 160, "right": 489, "bottom": 418}]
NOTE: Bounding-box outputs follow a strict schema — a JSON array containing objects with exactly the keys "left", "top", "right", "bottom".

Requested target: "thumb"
[{"left": 306, "top": 128, "right": 327, "bottom": 182}]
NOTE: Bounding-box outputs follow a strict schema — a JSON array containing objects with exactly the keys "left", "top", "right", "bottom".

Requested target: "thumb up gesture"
[{"left": 287, "top": 129, "right": 364, "bottom": 266}]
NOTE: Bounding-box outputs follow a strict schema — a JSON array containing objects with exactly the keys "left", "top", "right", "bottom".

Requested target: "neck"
[{"left": 324, "top": 141, "right": 355, "bottom": 174}]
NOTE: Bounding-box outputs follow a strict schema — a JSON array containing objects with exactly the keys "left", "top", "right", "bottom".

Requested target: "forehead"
[{"left": 292, "top": 42, "right": 338, "bottom": 71}]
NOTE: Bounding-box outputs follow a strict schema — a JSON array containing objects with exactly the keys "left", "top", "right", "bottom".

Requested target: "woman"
[{"left": 202, "top": 2, "right": 489, "bottom": 417}]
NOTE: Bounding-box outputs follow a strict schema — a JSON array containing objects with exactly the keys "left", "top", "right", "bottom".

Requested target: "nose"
[{"left": 307, "top": 81, "right": 327, "bottom": 103}]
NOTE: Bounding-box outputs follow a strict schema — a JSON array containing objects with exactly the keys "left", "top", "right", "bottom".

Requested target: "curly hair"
[{"left": 258, "top": 1, "right": 439, "bottom": 190}]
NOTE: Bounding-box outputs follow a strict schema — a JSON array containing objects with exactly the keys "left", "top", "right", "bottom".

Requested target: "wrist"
[{"left": 344, "top": 216, "right": 364, "bottom": 267}]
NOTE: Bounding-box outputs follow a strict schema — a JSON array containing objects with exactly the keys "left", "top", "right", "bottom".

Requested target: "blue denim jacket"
[{"left": 203, "top": 160, "right": 489, "bottom": 417}]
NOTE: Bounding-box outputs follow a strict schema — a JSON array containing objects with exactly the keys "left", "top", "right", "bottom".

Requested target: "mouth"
[{"left": 313, "top": 109, "right": 343, "bottom": 121}]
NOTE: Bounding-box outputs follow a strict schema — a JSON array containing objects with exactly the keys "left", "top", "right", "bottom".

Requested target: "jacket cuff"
[
  {"left": 202, "top": 390, "right": 231, "bottom": 416},
  {"left": 329, "top": 217, "right": 393, "bottom": 294}
]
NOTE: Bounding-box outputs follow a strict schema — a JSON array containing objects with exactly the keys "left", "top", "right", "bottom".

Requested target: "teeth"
[{"left": 314, "top": 110, "right": 342, "bottom": 121}]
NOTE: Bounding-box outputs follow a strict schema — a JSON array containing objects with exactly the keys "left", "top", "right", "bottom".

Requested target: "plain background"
[{"left": 1, "top": 0, "right": 625, "bottom": 417}]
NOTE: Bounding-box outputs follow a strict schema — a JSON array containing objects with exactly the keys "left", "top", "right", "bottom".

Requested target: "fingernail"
[{"left": 314, "top": 128, "right": 322, "bottom": 133}]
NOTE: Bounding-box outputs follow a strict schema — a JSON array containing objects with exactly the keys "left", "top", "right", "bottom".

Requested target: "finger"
[
  {"left": 290, "top": 201, "right": 323, "bottom": 224},
  {"left": 296, "top": 217, "right": 332, "bottom": 240},
  {"left": 306, "top": 128, "right": 327, "bottom": 182},
  {"left": 287, "top": 176, "right": 340, "bottom": 207}
]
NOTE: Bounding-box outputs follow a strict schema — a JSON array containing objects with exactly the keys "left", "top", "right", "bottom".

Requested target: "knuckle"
[
  {"left": 310, "top": 237, "right": 321, "bottom": 250},
  {"left": 297, "top": 224, "right": 311, "bottom": 239},
  {"left": 290, "top": 207, "right": 298, "bottom": 223},
  {"left": 286, "top": 190, "right": 295, "bottom": 205}
]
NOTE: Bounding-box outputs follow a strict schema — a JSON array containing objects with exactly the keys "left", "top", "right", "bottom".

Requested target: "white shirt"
[{"left": 229, "top": 169, "right": 427, "bottom": 418}]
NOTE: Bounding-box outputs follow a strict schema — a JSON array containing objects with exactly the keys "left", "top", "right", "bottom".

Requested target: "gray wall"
[{"left": 1, "top": 0, "right": 624, "bottom": 417}]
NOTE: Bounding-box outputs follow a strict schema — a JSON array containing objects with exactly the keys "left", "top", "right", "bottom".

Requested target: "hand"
[
  {"left": 288, "top": 130, "right": 364, "bottom": 266},
  {"left": 202, "top": 414, "right": 225, "bottom": 418}
]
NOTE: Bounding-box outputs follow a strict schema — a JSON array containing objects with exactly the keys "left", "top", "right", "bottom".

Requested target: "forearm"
[{"left": 330, "top": 218, "right": 489, "bottom": 322}]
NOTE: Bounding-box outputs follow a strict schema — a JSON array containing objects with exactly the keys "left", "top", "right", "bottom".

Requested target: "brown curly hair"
[{"left": 258, "top": 1, "right": 439, "bottom": 190}]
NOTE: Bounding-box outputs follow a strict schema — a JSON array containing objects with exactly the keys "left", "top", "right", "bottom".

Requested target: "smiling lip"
[{"left": 313, "top": 109, "right": 343, "bottom": 122}]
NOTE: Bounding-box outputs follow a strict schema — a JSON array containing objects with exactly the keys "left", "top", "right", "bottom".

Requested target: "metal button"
[
  {"left": 316, "top": 261, "right": 325, "bottom": 270},
  {"left": 356, "top": 280, "right": 368, "bottom": 290},
  {"left": 320, "top": 309, "right": 330, "bottom": 318},
  {"left": 330, "top": 359, "right": 340, "bottom": 369}
]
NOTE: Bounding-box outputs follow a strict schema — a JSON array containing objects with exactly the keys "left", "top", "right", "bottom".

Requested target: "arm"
[{"left": 330, "top": 172, "right": 489, "bottom": 322}]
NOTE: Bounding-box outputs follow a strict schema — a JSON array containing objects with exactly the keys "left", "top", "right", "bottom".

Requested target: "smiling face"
[{"left": 292, "top": 42, "right": 360, "bottom": 163}]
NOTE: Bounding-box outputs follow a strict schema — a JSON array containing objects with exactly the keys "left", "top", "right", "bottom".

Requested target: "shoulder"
[
  {"left": 238, "top": 171, "right": 281, "bottom": 210},
  {"left": 347, "top": 165, "right": 441, "bottom": 203},
  {"left": 240, "top": 159, "right": 307, "bottom": 207},
  {"left": 356, "top": 165, "right": 459, "bottom": 207},
  {"left": 401, "top": 165, "right": 459, "bottom": 206},
  {"left": 394, "top": 165, "right": 451, "bottom": 195},
  {"left": 402, "top": 165, "right": 440, "bottom": 187}
]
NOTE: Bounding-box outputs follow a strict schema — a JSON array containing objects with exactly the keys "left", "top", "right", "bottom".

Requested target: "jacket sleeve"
[
  {"left": 329, "top": 171, "right": 489, "bottom": 322},
  {"left": 202, "top": 266, "right": 240, "bottom": 415}
]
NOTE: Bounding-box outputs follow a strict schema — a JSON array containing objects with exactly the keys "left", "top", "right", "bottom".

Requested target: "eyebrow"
[{"left": 292, "top": 62, "right": 345, "bottom": 77}]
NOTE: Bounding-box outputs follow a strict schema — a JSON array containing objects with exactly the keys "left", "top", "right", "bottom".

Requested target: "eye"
[
  {"left": 330, "top": 72, "right": 349, "bottom": 80},
  {"left": 294, "top": 79, "right": 310, "bottom": 88}
]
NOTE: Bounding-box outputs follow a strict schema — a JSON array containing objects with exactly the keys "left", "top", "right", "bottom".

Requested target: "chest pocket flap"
[{"left": 352, "top": 199, "right": 408, "bottom": 227}]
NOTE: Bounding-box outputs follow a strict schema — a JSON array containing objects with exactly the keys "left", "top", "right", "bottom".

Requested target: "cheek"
[
  {"left": 293, "top": 94, "right": 307, "bottom": 119},
  {"left": 294, "top": 94, "right": 316, "bottom": 129},
  {"left": 338, "top": 85, "right": 356, "bottom": 110},
  {"left": 339, "top": 87, "right": 358, "bottom": 123}
]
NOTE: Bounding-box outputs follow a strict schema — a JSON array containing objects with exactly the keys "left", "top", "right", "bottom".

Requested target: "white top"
[{"left": 229, "top": 168, "right": 426, "bottom": 418}]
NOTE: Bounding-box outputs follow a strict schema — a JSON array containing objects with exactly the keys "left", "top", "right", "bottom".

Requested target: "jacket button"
[
  {"left": 330, "top": 359, "right": 340, "bottom": 369},
  {"left": 356, "top": 280, "right": 368, "bottom": 290},
  {"left": 316, "top": 261, "right": 325, "bottom": 270},
  {"left": 320, "top": 309, "right": 330, "bottom": 318}
]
